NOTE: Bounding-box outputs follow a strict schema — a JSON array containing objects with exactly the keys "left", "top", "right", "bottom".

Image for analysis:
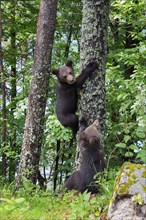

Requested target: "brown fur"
[
  {"left": 65, "top": 119, "right": 105, "bottom": 193},
  {"left": 52, "top": 60, "right": 98, "bottom": 136}
]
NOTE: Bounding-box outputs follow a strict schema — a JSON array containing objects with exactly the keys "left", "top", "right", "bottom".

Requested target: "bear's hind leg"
[{"left": 58, "top": 114, "right": 78, "bottom": 136}]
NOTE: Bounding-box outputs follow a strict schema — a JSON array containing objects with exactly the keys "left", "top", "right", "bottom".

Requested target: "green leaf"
[
  {"left": 124, "top": 135, "right": 130, "bottom": 143},
  {"left": 82, "top": 191, "right": 91, "bottom": 201},
  {"left": 117, "top": 94, "right": 123, "bottom": 101},
  {"left": 15, "top": 198, "right": 25, "bottom": 204},
  {"left": 124, "top": 129, "right": 130, "bottom": 134},
  {"left": 136, "top": 149, "right": 146, "bottom": 163},
  {"left": 129, "top": 145, "right": 139, "bottom": 151},
  {"left": 115, "top": 143, "right": 126, "bottom": 148},
  {"left": 125, "top": 152, "right": 134, "bottom": 157},
  {"left": 0, "top": 198, "right": 11, "bottom": 203},
  {"left": 136, "top": 131, "right": 145, "bottom": 139}
]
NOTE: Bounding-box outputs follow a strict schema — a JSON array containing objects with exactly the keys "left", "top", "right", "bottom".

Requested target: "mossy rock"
[{"left": 108, "top": 162, "right": 146, "bottom": 220}]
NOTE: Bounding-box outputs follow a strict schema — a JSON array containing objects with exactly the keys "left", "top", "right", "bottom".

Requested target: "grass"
[{"left": 0, "top": 168, "right": 119, "bottom": 220}]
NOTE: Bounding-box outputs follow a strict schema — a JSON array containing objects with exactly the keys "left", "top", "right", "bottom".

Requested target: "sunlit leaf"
[
  {"left": 125, "top": 152, "right": 134, "bottom": 157},
  {"left": 136, "top": 131, "right": 145, "bottom": 139},
  {"left": 129, "top": 145, "right": 139, "bottom": 151},
  {"left": 115, "top": 143, "right": 126, "bottom": 148}
]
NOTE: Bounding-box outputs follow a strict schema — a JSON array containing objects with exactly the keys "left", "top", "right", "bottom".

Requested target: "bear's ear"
[
  {"left": 52, "top": 69, "right": 59, "bottom": 75},
  {"left": 66, "top": 60, "right": 73, "bottom": 68}
]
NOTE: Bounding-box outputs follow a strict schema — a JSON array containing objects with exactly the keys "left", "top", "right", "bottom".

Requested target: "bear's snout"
[{"left": 67, "top": 75, "right": 76, "bottom": 84}]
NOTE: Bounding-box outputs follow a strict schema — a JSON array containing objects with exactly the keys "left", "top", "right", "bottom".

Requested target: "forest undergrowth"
[{"left": 0, "top": 167, "right": 119, "bottom": 220}]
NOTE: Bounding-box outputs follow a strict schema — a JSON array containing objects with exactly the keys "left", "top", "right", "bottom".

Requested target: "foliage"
[
  {"left": 0, "top": 0, "right": 80, "bottom": 185},
  {"left": 0, "top": 167, "right": 119, "bottom": 220},
  {"left": 41, "top": 114, "right": 75, "bottom": 183},
  {"left": 52, "top": 0, "right": 82, "bottom": 65},
  {"left": 105, "top": 0, "right": 146, "bottom": 164},
  {"left": 0, "top": 0, "right": 39, "bottom": 179},
  {"left": 106, "top": 64, "right": 146, "bottom": 163}
]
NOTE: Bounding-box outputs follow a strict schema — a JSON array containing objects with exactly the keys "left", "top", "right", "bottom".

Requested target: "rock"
[{"left": 108, "top": 162, "right": 146, "bottom": 220}]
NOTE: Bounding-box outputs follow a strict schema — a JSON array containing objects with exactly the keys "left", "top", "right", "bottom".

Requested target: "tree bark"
[
  {"left": 16, "top": 0, "right": 57, "bottom": 187},
  {"left": 0, "top": 0, "right": 7, "bottom": 177},
  {"left": 64, "top": 25, "right": 72, "bottom": 58},
  {"left": 9, "top": 1, "right": 17, "bottom": 182},
  {"left": 76, "top": 0, "right": 110, "bottom": 166},
  {"left": 53, "top": 140, "right": 60, "bottom": 191}
]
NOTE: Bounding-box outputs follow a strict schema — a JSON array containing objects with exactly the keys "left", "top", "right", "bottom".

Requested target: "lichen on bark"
[
  {"left": 75, "top": 0, "right": 110, "bottom": 168},
  {"left": 79, "top": 0, "right": 110, "bottom": 134}
]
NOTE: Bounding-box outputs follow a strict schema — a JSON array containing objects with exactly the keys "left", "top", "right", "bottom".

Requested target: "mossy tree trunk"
[
  {"left": 76, "top": 0, "right": 110, "bottom": 166},
  {"left": 16, "top": 0, "right": 57, "bottom": 188}
]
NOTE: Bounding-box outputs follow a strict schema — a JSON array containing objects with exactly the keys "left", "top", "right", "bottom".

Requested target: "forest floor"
[
  {"left": 0, "top": 189, "right": 109, "bottom": 220},
  {"left": 0, "top": 169, "right": 117, "bottom": 220},
  {"left": 0, "top": 186, "right": 110, "bottom": 220}
]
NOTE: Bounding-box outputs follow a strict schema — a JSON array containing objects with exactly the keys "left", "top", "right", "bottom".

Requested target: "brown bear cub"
[
  {"left": 65, "top": 119, "right": 105, "bottom": 193},
  {"left": 52, "top": 60, "right": 97, "bottom": 136}
]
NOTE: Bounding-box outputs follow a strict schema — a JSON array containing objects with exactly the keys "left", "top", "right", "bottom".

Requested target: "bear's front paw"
[{"left": 86, "top": 60, "right": 98, "bottom": 72}]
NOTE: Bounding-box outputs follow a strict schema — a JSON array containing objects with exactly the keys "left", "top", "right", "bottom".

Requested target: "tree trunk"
[
  {"left": 76, "top": 0, "right": 110, "bottom": 166},
  {"left": 53, "top": 140, "right": 60, "bottom": 191},
  {"left": 16, "top": 0, "right": 57, "bottom": 188},
  {"left": 9, "top": 1, "right": 17, "bottom": 181},
  {"left": 0, "top": 1, "right": 7, "bottom": 177},
  {"left": 64, "top": 25, "right": 72, "bottom": 58}
]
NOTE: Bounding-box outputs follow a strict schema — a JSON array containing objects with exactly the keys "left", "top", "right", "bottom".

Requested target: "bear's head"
[
  {"left": 79, "top": 120, "right": 101, "bottom": 148},
  {"left": 52, "top": 60, "right": 76, "bottom": 85}
]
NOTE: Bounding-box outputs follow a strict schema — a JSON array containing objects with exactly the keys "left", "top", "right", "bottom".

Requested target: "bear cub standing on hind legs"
[
  {"left": 52, "top": 60, "right": 98, "bottom": 136},
  {"left": 65, "top": 119, "right": 105, "bottom": 194}
]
